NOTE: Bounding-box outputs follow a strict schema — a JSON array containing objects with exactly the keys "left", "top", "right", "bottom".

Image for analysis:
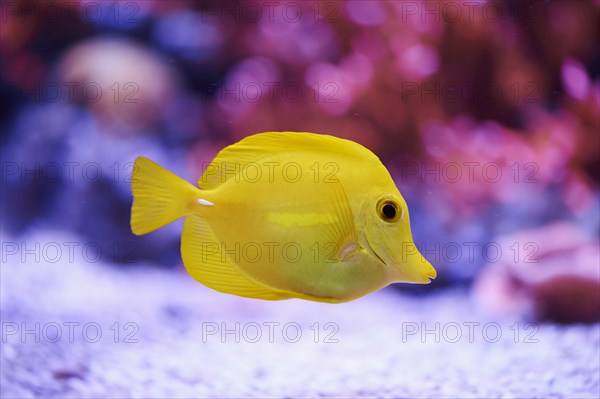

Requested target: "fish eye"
[
  {"left": 376, "top": 198, "right": 402, "bottom": 223},
  {"left": 382, "top": 204, "right": 397, "bottom": 219}
]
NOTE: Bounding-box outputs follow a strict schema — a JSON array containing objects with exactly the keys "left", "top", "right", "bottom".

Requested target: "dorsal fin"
[{"left": 197, "top": 132, "right": 379, "bottom": 190}]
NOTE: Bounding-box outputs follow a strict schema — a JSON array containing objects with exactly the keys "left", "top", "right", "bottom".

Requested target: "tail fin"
[{"left": 131, "top": 157, "right": 199, "bottom": 235}]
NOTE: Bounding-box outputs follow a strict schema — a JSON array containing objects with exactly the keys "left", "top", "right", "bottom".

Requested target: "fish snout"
[{"left": 392, "top": 242, "right": 437, "bottom": 284}]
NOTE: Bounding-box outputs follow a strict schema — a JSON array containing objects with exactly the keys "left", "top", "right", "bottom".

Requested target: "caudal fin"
[{"left": 131, "top": 157, "right": 199, "bottom": 235}]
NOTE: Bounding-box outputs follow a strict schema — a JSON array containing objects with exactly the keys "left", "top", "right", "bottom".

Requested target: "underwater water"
[{"left": 1, "top": 1, "right": 599, "bottom": 398}]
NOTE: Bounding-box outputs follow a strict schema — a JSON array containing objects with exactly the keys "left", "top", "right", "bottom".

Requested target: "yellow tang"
[{"left": 131, "top": 132, "right": 436, "bottom": 303}]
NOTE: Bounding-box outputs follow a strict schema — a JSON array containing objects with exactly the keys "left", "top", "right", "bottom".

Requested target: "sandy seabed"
[{"left": 1, "top": 232, "right": 599, "bottom": 398}]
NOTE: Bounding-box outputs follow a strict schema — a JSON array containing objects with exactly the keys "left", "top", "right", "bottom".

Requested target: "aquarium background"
[{"left": 1, "top": 1, "right": 599, "bottom": 398}]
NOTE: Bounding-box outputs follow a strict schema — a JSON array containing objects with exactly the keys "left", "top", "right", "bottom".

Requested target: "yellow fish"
[{"left": 131, "top": 132, "right": 436, "bottom": 303}]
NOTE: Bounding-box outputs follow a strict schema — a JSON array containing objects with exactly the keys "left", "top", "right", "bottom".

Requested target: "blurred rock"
[
  {"left": 473, "top": 221, "right": 600, "bottom": 323},
  {"left": 56, "top": 37, "right": 178, "bottom": 134}
]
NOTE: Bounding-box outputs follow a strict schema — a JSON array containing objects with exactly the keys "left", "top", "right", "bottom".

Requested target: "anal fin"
[{"left": 182, "top": 215, "right": 291, "bottom": 300}]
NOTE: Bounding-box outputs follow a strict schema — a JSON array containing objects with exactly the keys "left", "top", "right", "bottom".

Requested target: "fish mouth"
[{"left": 418, "top": 266, "right": 437, "bottom": 283}]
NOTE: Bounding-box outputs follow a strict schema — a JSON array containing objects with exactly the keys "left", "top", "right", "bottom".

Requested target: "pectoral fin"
[{"left": 318, "top": 181, "right": 361, "bottom": 262}]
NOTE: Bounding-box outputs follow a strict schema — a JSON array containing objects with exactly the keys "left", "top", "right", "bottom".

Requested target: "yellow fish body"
[{"left": 131, "top": 132, "right": 436, "bottom": 303}]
